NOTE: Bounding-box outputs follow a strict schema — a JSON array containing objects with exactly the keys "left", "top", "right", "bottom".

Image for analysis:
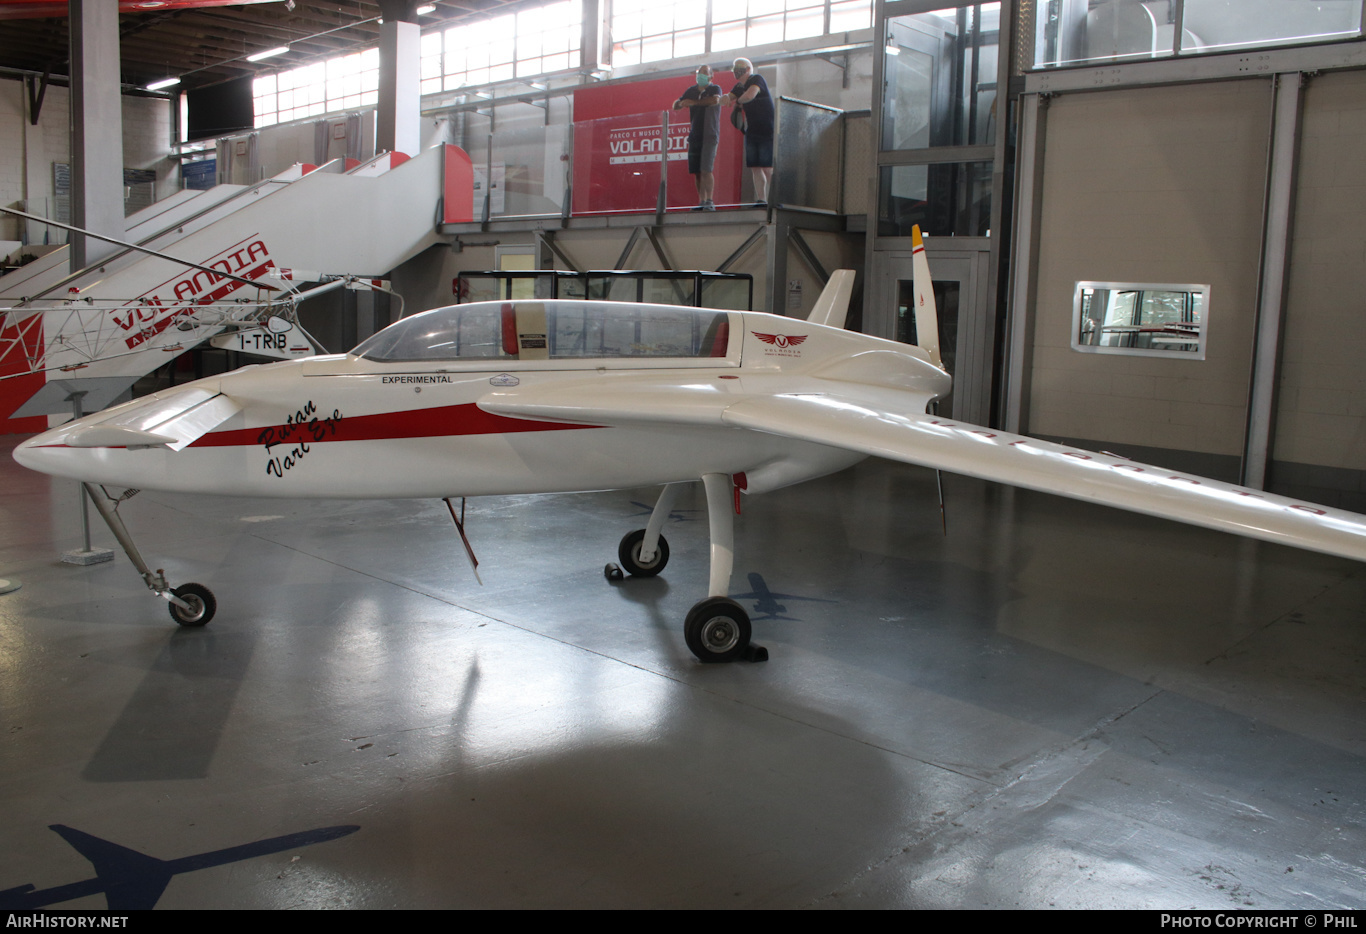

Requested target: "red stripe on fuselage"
[{"left": 189, "top": 403, "right": 595, "bottom": 448}]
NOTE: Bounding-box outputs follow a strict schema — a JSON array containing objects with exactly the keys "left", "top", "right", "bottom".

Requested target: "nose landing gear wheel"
[
  {"left": 684, "top": 597, "right": 751, "bottom": 663},
  {"left": 168, "top": 583, "right": 216, "bottom": 627},
  {"left": 618, "top": 529, "right": 670, "bottom": 577}
]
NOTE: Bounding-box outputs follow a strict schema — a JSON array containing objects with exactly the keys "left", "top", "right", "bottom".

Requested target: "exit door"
[{"left": 868, "top": 247, "right": 993, "bottom": 425}]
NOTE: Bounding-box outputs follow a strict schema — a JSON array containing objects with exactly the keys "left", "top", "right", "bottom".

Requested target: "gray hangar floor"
[{"left": 1, "top": 434, "right": 1364, "bottom": 910}]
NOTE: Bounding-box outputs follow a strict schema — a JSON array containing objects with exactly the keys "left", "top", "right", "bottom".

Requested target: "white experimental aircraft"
[{"left": 14, "top": 227, "right": 1366, "bottom": 662}]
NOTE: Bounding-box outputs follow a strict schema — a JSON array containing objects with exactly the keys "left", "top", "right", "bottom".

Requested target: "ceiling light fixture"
[
  {"left": 246, "top": 46, "right": 290, "bottom": 63},
  {"left": 145, "top": 77, "right": 181, "bottom": 91},
  {"left": 416, "top": 4, "right": 436, "bottom": 13}
]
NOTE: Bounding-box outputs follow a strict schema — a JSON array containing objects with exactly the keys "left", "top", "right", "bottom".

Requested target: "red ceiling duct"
[{"left": 0, "top": 0, "right": 280, "bottom": 19}]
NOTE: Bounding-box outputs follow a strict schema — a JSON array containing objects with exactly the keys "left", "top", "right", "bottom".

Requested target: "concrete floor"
[{"left": 1, "top": 434, "right": 1364, "bottom": 909}]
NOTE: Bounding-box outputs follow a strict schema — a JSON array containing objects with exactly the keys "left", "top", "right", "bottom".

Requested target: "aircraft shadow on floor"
[
  {"left": 732, "top": 572, "right": 837, "bottom": 622},
  {"left": 0, "top": 823, "right": 359, "bottom": 910}
]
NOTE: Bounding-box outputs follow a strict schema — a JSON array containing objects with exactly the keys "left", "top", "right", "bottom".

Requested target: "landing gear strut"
[
  {"left": 81, "top": 483, "right": 217, "bottom": 627},
  {"left": 614, "top": 481, "right": 681, "bottom": 578},
  {"left": 605, "top": 481, "right": 682, "bottom": 581},
  {"left": 610, "top": 477, "right": 766, "bottom": 663},
  {"left": 687, "top": 473, "right": 764, "bottom": 662},
  {"left": 618, "top": 527, "right": 670, "bottom": 577}
]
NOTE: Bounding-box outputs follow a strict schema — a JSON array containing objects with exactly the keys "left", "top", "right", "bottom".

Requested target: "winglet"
[
  {"left": 910, "top": 226, "right": 943, "bottom": 369},
  {"left": 806, "top": 269, "right": 856, "bottom": 329}
]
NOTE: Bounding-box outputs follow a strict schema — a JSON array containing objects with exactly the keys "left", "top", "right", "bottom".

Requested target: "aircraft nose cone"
[
  {"left": 13, "top": 419, "right": 104, "bottom": 481},
  {"left": 12, "top": 436, "right": 36, "bottom": 470},
  {"left": 14, "top": 429, "right": 70, "bottom": 476}
]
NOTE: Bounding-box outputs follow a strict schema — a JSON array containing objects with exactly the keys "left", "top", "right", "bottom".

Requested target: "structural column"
[
  {"left": 1002, "top": 92, "right": 1047, "bottom": 434},
  {"left": 68, "top": 0, "right": 125, "bottom": 270},
  {"left": 1242, "top": 72, "right": 1304, "bottom": 489},
  {"left": 377, "top": 0, "right": 422, "bottom": 158}
]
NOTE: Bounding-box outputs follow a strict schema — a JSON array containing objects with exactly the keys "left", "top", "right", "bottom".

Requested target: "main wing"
[{"left": 482, "top": 374, "right": 1366, "bottom": 564}]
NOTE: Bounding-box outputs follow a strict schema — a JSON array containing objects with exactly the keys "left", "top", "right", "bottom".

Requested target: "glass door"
[{"left": 869, "top": 247, "right": 993, "bottom": 425}]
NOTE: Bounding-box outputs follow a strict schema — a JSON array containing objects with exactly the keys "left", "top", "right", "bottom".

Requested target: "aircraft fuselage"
[{"left": 14, "top": 309, "right": 943, "bottom": 499}]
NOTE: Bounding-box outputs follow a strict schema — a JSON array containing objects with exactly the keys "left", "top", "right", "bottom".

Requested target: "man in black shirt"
[
  {"left": 726, "top": 57, "right": 774, "bottom": 207},
  {"left": 674, "top": 65, "right": 723, "bottom": 211}
]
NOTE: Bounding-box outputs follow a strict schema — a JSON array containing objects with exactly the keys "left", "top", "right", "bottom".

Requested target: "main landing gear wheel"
[
  {"left": 684, "top": 597, "right": 751, "bottom": 663},
  {"left": 618, "top": 529, "right": 670, "bottom": 577},
  {"left": 168, "top": 583, "right": 216, "bottom": 627}
]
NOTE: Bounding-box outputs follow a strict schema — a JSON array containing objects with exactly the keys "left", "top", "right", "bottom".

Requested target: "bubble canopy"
[{"left": 351, "top": 300, "right": 733, "bottom": 363}]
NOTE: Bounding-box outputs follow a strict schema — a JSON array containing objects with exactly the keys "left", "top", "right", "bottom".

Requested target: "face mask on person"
[{"left": 697, "top": 74, "right": 710, "bottom": 87}]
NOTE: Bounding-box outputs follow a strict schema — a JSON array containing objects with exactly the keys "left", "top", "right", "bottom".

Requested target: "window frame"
[
  {"left": 607, "top": 0, "right": 873, "bottom": 66},
  {"left": 1070, "top": 280, "right": 1211, "bottom": 361}
]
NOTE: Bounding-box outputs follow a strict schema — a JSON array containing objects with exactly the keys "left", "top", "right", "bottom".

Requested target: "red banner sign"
[{"left": 572, "top": 74, "right": 743, "bottom": 215}]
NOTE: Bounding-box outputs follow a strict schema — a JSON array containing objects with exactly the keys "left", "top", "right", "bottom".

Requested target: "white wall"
[
  {"left": 1276, "top": 69, "right": 1366, "bottom": 472},
  {"left": 123, "top": 93, "right": 175, "bottom": 201},
  {"left": 1027, "top": 79, "right": 1270, "bottom": 461},
  {"left": 0, "top": 78, "right": 71, "bottom": 245},
  {"left": 0, "top": 79, "right": 27, "bottom": 243},
  {"left": 0, "top": 76, "right": 173, "bottom": 246}
]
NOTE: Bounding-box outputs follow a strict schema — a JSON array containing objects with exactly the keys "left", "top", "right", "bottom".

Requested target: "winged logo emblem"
[{"left": 752, "top": 332, "right": 808, "bottom": 349}]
